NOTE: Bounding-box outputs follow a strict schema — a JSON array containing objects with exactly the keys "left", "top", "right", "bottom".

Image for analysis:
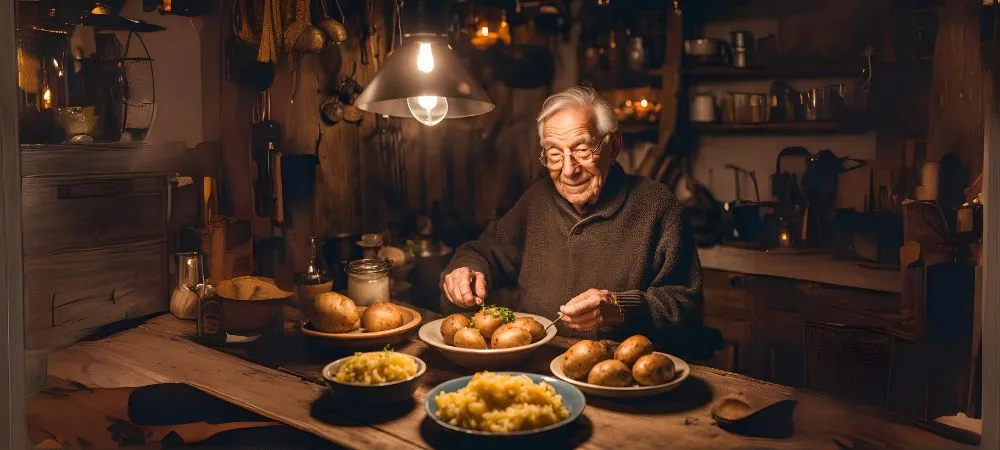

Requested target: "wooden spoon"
[{"left": 711, "top": 394, "right": 798, "bottom": 438}]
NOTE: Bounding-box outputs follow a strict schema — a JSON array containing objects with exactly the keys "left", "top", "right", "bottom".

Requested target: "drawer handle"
[
  {"left": 729, "top": 276, "right": 746, "bottom": 289},
  {"left": 57, "top": 181, "right": 134, "bottom": 199}
]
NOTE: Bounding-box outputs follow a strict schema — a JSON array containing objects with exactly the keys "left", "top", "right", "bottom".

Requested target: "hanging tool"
[
  {"left": 251, "top": 90, "right": 281, "bottom": 218},
  {"left": 359, "top": 0, "right": 375, "bottom": 65}
]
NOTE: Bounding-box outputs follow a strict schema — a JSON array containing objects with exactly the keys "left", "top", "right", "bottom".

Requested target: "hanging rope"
[
  {"left": 257, "top": 0, "right": 281, "bottom": 64},
  {"left": 283, "top": 0, "right": 311, "bottom": 54}
]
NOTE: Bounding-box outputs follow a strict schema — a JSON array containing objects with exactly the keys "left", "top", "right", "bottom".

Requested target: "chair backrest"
[{"left": 803, "top": 321, "right": 895, "bottom": 408}]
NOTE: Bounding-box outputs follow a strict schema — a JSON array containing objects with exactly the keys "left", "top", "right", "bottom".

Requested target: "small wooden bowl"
[{"left": 302, "top": 303, "right": 422, "bottom": 349}]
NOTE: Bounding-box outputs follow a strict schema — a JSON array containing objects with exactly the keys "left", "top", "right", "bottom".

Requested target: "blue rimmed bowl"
[{"left": 424, "top": 372, "right": 586, "bottom": 437}]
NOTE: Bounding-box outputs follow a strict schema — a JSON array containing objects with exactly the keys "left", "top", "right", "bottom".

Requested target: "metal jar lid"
[{"left": 345, "top": 258, "right": 392, "bottom": 275}]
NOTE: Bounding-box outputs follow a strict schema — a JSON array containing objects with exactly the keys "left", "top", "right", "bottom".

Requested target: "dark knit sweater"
[{"left": 441, "top": 164, "right": 704, "bottom": 348}]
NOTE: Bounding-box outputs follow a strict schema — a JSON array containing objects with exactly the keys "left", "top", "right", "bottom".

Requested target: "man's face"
[{"left": 540, "top": 107, "right": 618, "bottom": 212}]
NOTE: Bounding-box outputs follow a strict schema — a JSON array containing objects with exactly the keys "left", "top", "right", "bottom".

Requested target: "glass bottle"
[
  {"left": 627, "top": 36, "right": 645, "bottom": 72},
  {"left": 294, "top": 236, "right": 333, "bottom": 323}
]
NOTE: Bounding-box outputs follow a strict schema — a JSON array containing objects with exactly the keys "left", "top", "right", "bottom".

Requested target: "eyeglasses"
[{"left": 538, "top": 134, "right": 610, "bottom": 169}]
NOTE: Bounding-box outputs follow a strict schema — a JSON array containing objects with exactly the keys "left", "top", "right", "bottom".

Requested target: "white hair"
[{"left": 536, "top": 86, "right": 618, "bottom": 143}]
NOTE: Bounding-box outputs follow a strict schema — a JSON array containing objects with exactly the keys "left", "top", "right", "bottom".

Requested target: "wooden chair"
[{"left": 803, "top": 321, "right": 895, "bottom": 408}]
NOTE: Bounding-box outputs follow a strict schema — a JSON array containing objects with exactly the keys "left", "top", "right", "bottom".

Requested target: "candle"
[{"left": 41, "top": 87, "right": 51, "bottom": 110}]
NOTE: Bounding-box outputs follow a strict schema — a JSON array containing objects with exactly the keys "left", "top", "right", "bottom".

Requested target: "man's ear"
[{"left": 610, "top": 131, "right": 623, "bottom": 160}]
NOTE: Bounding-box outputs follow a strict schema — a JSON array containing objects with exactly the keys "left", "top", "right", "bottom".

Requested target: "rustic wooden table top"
[{"left": 43, "top": 308, "right": 971, "bottom": 450}]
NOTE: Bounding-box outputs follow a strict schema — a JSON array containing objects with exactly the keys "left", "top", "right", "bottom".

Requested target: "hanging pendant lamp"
[{"left": 355, "top": 30, "right": 494, "bottom": 126}]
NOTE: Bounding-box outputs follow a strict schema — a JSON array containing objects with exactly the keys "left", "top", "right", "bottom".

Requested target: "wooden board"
[
  {"left": 24, "top": 239, "right": 166, "bottom": 350},
  {"left": 698, "top": 246, "right": 902, "bottom": 293},
  {"left": 21, "top": 175, "right": 165, "bottom": 257},
  {"left": 44, "top": 311, "right": 975, "bottom": 450}
]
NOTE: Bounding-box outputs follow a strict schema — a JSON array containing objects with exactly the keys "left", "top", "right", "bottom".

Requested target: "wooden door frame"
[
  {"left": 983, "top": 39, "right": 1000, "bottom": 449},
  {"left": 0, "top": 0, "right": 26, "bottom": 448}
]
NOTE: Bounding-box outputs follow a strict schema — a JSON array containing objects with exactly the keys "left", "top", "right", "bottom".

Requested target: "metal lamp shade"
[{"left": 355, "top": 34, "right": 494, "bottom": 119}]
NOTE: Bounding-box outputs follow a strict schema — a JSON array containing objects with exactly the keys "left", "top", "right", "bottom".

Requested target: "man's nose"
[{"left": 561, "top": 156, "right": 578, "bottom": 178}]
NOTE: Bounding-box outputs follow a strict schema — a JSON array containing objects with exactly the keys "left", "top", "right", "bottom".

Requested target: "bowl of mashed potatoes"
[
  {"left": 322, "top": 350, "right": 426, "bottom": 404},
  {"left": 425, "top": 371, "right": 586, "bottom": 436}
]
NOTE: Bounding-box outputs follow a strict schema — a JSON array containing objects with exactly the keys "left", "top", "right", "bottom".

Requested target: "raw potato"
[
  {"left": 561, "top": 340, "right": 610, "bottom": 380},
  {"left": 490, "top": 324, "right": 533, "bottom": 349},
  {"left": 511, "top": 317, "right": 545, "bottom": 342},
  {"left": 440, "top": 314, "right": 471, "bottom": 345},
  {"left": 633, "top": 353, "right": 676, "bottom": 386},
  {"left": 471, "top": 311, "right": 505, "bottom": 340},
  {"left": 453, "top": 327, "right": 487, "bottom": 349},
  {"left": 312, "top": 292, "right": 359, "bottom": 333},
  {"left": 587, "top": 360, "right": 634, "bottom": 387},
  {"left": 615, "top": 335, "right": 654, "bottom": 367},
  {"left": 361, "top": 302, "right": 405, "bottom": 332}
]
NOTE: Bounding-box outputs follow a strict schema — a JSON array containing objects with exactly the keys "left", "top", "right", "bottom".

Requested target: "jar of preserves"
[{"left": 346, "top": 258, "right": 392, "bottom": 306}]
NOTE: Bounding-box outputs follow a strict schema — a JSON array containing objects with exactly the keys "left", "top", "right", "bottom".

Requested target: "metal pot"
[
  {"left": 691, "top": 94, "right": 716, "bottom": 123},
  {"left": 684, "top": 38, "right": 730, "bottom": 65},
  {"left": 724, "top": 93, "right": 768, "bottom": 124}
]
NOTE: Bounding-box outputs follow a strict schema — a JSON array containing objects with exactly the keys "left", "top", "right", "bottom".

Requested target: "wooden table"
[{"left": 44, "top": 309, "right": 970, "bottom": 450}]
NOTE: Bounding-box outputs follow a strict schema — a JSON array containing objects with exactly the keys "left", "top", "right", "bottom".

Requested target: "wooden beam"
[
  {"left": 981, "top": 14, "right": 1000, "bottom": 447},
  {"left": 0, "top": 0, "right": 27, "bottom": 447}
]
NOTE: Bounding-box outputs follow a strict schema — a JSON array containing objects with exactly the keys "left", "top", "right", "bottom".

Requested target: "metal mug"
[{"left": 175, "top": 252, "right": 204, "bottom": 291}]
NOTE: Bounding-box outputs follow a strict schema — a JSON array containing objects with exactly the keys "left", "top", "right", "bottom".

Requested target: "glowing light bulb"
[
  {"left": 406, "top": 96, "right": 448, "bottom": 126},
  {"left": 416, "top": 43, "right": 434, "bottom": 73},
  {"left": 480, "top": 26, "right": 490, "bottom": 36}
]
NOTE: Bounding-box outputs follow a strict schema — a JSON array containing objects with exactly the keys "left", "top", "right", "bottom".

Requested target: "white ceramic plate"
[
  {"left": 548, "top": 351, "right": 690, "bottom": 398},
  {"left": 418, "top": 313, "right": 557, "bottom": 370}
]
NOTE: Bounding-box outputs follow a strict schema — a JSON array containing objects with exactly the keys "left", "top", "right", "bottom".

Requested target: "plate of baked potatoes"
[
  {"left": 418, "top": 305, "right": 557, "bottom": 370},
  {"left": 548, "top": 334, "right": 689, "bottom": 398},
  {"left": 301, "top": 293, "right": 422, "bottom": 349}
]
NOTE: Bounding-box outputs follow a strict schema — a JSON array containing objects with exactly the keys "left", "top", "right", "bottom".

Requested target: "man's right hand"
[{"left": 442, "top": 267, "right": 487, "bottom": 308}]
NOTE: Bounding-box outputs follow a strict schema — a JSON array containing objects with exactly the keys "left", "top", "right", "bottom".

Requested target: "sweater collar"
[{"left": 552, "top": 163, "right": 630, "bottom": 222}]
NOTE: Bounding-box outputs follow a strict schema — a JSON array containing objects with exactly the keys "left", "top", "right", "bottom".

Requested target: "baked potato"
[
  {"left": 510, "top": 317, "right": 545, "bottom": 342},
  {"left": 440, "top": 314, "right": 471, "bottom": 345},
  {"left": 360, "top": 302, "right": 405, "bottom": 332},
  {"left": 311, "top": 292, "right": 359, "bottom": 333},
  {"left": 562, "top": 340, "right": 610, "bottom": 380},
  {"left": 587, "top": 359, "right": 634, "bottom": 387},
  {"left": 471, "top": 305, "right": 514, "bottom": 340},
  {"left": 490, "top": 323, "right": 533, "bottom": 349},
  {"left": 615, "top": 335, "right": 654, "bottom": 367},
  {"left": 632, "top": 353, "right": 676, "bottom": 386},
  {"left": 453, "top": 327, "right": 487, "bottom": 349}
]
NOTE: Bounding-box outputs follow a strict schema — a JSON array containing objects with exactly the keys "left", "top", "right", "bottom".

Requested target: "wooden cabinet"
[{"left": 19, "top": 142, "right": 213, "bottom": 350}]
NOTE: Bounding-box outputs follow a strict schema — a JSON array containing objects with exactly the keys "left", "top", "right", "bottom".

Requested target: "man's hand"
[
  {"left": 559, "top": 289, "right": 623, "bottom": 332},
  {"left": 442, "top": 267, "right": 487, "bottom": 308}
]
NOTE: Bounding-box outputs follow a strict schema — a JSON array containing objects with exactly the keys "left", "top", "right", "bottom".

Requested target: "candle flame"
[
  {"left": 640, "top": 99, "right": 648, "bottom": 108},
  {"left": 41, "top": 87, "right": 52, "bottom": 110},
  {"left": 480, "top": 26, "right": 489, "bottom": 37}
]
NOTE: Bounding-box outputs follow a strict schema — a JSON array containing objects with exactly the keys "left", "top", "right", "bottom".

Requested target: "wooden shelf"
[
  {"left": 683, "top": 64, "right": 862, "bottom": 81},
  {"left": 582, "top": 69, "right": 662, "bottom": 91},
  {"left": 619, "top": 121, "right": 659, "bottom": 135},
  {"left": 691, "top": 121, "right": 870, "bottom": 134}
]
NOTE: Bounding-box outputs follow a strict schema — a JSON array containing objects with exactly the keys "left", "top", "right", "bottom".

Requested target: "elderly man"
[{"left": 441, "top": 86, "right": 703, "bottom": 352}]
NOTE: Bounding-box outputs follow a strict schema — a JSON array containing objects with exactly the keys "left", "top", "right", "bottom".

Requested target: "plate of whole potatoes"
[
  {"left": 548, "top": 334, "right": 690, "bottom": 398},
  {"left": 301, "top": 293, "right": 422, "bottom": 349},
  {"left": 418, "top": 305, "right": 556, "bottom": 370}
]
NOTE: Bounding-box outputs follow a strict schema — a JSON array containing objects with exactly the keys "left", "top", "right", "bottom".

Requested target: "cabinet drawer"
[
  {"left": 24, "top": 239, "right": 166, "bottom": 349},
  {"left": 22, "top": 175, "right": 166, "bottom": 256}
]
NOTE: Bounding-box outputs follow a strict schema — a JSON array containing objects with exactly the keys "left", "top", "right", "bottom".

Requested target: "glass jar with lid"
[{"left": 346, "top": 258, "right": 392, "bottom": 306}]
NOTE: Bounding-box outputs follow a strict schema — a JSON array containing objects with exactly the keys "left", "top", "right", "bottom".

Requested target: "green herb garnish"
[
  {"left": 481, "top": 305, "right": 515, "bottom": 323},
  {"left": 382, "top": 344, "right": 393, "bottom": 353}
]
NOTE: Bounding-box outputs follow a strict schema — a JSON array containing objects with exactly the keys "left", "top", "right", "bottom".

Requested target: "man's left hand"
[{"left": 559, "top": 289, "right": 623, "bottom": 332}]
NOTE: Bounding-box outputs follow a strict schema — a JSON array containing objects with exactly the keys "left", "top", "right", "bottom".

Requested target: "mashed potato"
[
  {"left": 334, "top": 351, "right": 418, "bottom": 384},
  {"left": 434, "top": 372, "right": 570, "bottom": 433}
]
